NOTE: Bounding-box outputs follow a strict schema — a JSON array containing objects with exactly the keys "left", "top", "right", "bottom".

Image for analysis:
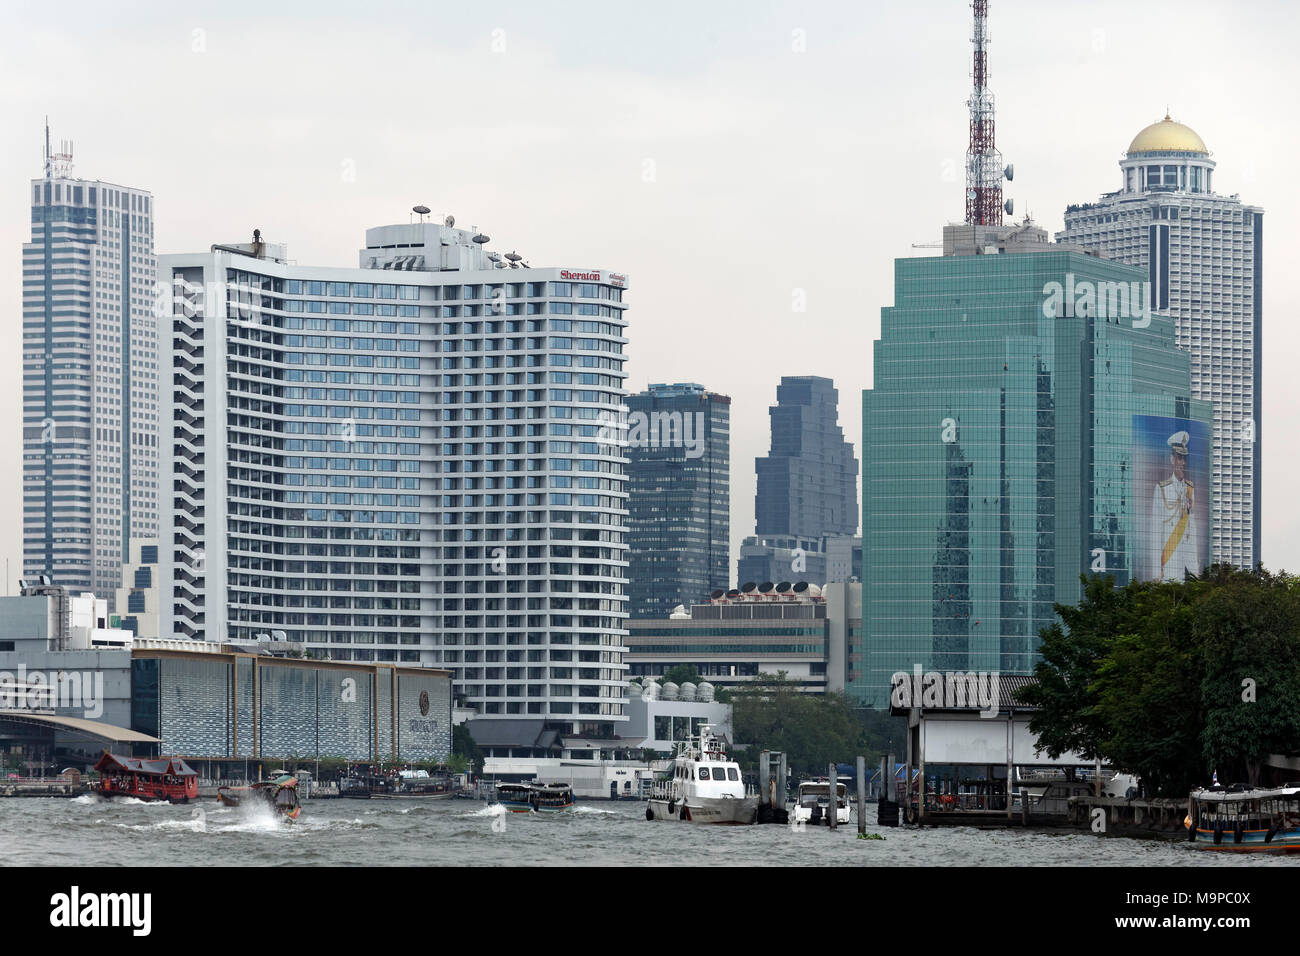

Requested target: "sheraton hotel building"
[{"left": 158, "top": 219, "right": 631, "bottom": 739}]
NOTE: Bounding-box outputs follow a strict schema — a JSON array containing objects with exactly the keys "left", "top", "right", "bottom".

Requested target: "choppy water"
[{"left": 0, "top": 796, "right": 1294, "bottom": 866}]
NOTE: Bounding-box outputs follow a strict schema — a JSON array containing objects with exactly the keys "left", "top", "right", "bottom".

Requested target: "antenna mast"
[{"left": 965, "top": 0, "right": 1004, "bottom": 226}]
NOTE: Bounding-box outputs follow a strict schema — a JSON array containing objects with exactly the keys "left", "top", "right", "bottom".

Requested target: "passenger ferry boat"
[
  {"left": 496, "top": 782, "right": 576, "bottom": 813},
  {"left": 646, "top": 726, "right": 757, "bottom": 825},
  {"left": 93, "top": 753, "right": 199, "bottom": 803},
  {"left": 791, "top": 778, "right": 852, "bottom": 826},
  {"left": 1186, "top": 784, "right": 1300, "bottom": 852},
  {"left": 217, "top": 772, "right": 302, "bottom": 820}
]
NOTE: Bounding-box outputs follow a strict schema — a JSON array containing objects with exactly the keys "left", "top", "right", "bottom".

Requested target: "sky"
[{"left": 1, "top": 0, "right": 1297, "bottom": 594}]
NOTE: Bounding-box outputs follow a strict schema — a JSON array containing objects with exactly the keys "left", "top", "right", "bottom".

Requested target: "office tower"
[
  {"left": 21, "top": 125, "right": 158, "bottom": 603},
  {"left": 158, "top": 220, "right": 630, "bottom": 735},
  {"left": 1059, "top": 115, "right": 1262, "bottom": 569},
  {"left": 625, "top": 383, "right": 730, "bottom": 618},
  {"left": 754, "top": 376, "right": 858, "bottom": 539},
  {"left": 856, "top": 222, "right": 1212, "bottom": 707}
]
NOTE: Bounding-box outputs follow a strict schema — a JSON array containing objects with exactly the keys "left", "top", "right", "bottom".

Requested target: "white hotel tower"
[
  {"left": 22, "top": 129, "right": 159, "bottom": 601},
  {"left": 157, "top": 219, "right": 630, "bottom": 735},
  {"left": 1059, "top": 115, "right": 1263, "bottom": 569}
]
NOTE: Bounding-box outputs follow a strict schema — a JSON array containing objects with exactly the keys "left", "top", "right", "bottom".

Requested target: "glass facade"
[
  {"left": 855, "top": 248, "right": 1211, "bottom": 707},
  {"left": 625, "top": 384, "right": 730, "bottom": 617}
]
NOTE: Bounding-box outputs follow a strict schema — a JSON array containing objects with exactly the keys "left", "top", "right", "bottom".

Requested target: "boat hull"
[
  {"left": 1190, "top": 825, "right": 1300, "bottom": 852},
  {"left": 791, "top": 805, "right": 851, "bottom": 826},
  {"left": 647, "top": 795, "right": 758, "bottom": 825}
]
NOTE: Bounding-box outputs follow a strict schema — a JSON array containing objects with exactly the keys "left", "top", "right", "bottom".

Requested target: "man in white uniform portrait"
[{"left": 1149, "top": 430, "right": 1199, "bottom": 582}]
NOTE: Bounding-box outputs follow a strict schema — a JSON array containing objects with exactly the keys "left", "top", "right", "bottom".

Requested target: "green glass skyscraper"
[{"left": 854, "top": 223, "right": 1212, "bottom": 707}]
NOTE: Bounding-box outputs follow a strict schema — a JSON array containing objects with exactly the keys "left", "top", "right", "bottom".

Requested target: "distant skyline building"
[
  {"left": 21, "top": 125, "right": 159, "bottom": 605},
  {"left": 754, "top": 376, "right": 858, "bottom": 539},
  {"left": 1059, "top": 115, "right": 1262, "bottom": 570},
  {"left": 625, "top": 383, "right": 730, "bottom": 618},
  {"left": 856, "top": 221, "right": 1212, "bottom": 707},
  {"left": 158, "top": 220, "right": 630, "bottom": 738}
]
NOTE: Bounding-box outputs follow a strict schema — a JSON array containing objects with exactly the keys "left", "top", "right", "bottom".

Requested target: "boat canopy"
[
  {"left": 93, "top": 753, "right": 198, "bottom": 777},
  {"left": 1192, "top": 786, "right": 1300, "bottom": 803}
]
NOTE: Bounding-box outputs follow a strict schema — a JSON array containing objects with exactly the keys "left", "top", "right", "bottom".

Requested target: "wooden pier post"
[
  {"left": 828, "top": 763, "right": 837, "bottom": 830},
  {"left": 857, "top": 756, "right": 866, "bottom": 836}
]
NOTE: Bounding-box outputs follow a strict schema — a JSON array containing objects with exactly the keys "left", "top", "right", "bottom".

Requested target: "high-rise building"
[
  {"left": 856, "top": 221, "right": 1212, "bottom": 707},
  {"left": 754, "top": 376, "right": 858, "bottom": 539},
  {"left": 21, "top": 126, "right": 159, "bottom": 602},
  {"left": 157, "top": 220, "right": 630, "bottom": 736},
  {"left": 1059, "top": 115, "right": 1262, "bottom": 569},
  {"left": 115, "top": 538, "right": 160, "bottom": 638},
  {"left": 625, "top": 383, "right": 730, "bottom": 618}
]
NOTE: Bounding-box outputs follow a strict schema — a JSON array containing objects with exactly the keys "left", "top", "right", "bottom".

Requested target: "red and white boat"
[{"left": 93, "top": 753, "right": 200, "bottom": 803}]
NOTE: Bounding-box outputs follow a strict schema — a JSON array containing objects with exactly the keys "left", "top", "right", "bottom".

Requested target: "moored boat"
[
  {"left": 93, "top": 753, "right": 199, "bottom": 803},
  {"left": 645, "top": 725, "right": 757, "bottom": 825},
  {"left": 1186, "top": 784, "right": 1300, "bottom": 852},
  {"left": 791, "top": 778, "right": 852, "bottom": 826}
]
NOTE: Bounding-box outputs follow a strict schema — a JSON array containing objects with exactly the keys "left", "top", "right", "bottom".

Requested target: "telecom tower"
[{"left": 965, "top": 0, "right": 1012, "bottom": 225}]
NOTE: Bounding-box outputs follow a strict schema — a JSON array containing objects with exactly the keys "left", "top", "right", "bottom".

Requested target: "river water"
[{"left": 0, "top": 795, "right": 1293, "bottom": 866}]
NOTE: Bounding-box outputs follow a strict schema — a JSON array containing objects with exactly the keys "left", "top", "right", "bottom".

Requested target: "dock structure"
[
  {"left": 1068, "top": 795, "right": 1191, "bottom": 838},
  {"left": 890, "top": 674, "right": 1103, "bottom": 826}
]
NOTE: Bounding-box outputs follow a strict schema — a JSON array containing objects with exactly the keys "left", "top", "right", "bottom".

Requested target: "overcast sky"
[{"left": 2, "top": 0, "right": 1297, "bottom": 595}]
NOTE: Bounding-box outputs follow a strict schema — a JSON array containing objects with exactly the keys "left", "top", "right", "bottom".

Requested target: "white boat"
[
  {"left": 645, "top": 726, "right": 757, "bottom": 825},
  {"left": 790, "top": 779, "right": 851, "bottom": 826}
]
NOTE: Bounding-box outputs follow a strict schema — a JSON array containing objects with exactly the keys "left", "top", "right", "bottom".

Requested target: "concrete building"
[
  {"left": 1, "top": 586, "right": 452, "bottom": 768},
  {"left": 21, "top": 127, "right": 159, "bottom": 602},
  {"left": 625, "top": 383, "right": 730, "bottom": 619},
  {"left": 114, "top": 538, "right": 160, "bottom": 639},
  {"left": 1059, "top": 115, "right": 1263, "bottom": 569},
  {"left": 158, "top": 219, "right": 629, "bottom": 742},
  {"left": 736, "top": 532, "right": 860, "bottom": 588},
  {"left": 857, "top": 220, "right": 1212, "bottom": 707},
  {"left": 626, "top": 581, "right": 862, "bottom": 695}
]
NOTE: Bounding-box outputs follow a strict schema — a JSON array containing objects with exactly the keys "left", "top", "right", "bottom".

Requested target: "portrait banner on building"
[{"left": 1132, "top": 414, "right": 1211, "bottom": 583}]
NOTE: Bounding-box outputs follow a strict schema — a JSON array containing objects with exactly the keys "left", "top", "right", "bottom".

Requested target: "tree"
[
  {"left": 1022, "top": 574, "right": 1131, "bottom": 761},
  {"left": 1024, "top": 565, "right": 1300, "bottom": 796},
  {"left": 453, "top": 723, "right": 485, "bottom": 775},
  {"left": 661, "top": 665, "right": 704, "bottom": 687}
]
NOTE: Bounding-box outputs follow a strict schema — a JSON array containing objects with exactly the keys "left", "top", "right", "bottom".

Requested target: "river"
[{"left": 1, "top": 795, "right": 1295, "bottom": 866}]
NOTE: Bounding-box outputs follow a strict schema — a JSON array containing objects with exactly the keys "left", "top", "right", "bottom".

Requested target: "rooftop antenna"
[
  {"left": 412, "top": 204, "right": 430, "bottom": 224},
  {"left": 43, "top": 118, "right": 73, "bottom": 179},
  {"left": 965, "top": 0, "right": 1010, "bottom": 226}
]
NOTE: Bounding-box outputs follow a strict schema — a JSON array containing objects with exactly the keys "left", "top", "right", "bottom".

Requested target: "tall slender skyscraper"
[
  {"left": 1059, "top": 115, "right": 1262, "bottom": 569},
  {"left": 22, "top": 125, "right": 158, "bottom": 602},
  {"left": 158, "top": 219, "right": 630, "bottom": 738},
  {"left": 754, "top": 376, "right": 858, "bottom": 539},
  {"left": 625, "top": 383, "right": 730, "bottom": 617}
]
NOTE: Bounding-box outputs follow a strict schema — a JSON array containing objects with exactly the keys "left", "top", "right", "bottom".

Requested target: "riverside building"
[{"left": 157, "top": 218, "right": 630, "bottom": 738}]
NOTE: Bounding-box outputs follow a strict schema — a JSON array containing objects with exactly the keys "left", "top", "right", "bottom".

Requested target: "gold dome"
[{"left": 1127, "top": 114, "right": 1208, "bottom": 154}]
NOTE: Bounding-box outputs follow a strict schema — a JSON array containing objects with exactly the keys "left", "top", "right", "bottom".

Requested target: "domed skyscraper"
[{"left": 1059, "top": 113, "right": 1263, "bottom": 573}]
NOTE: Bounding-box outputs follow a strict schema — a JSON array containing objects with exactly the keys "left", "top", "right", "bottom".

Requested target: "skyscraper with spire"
[{"left": 21, "top": 123, "right": 159, "bottom": 602}]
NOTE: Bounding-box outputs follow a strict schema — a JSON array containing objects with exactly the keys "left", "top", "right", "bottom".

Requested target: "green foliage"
[
  {"left": 661, "top": 665, "right": 704, "bottom": 687},
  {"left": 1026, "top": 565, "right": 1300, "bottom": 796},
  {"left": 729, "top": 672, "right": 905, "bottom": 776},
  {"left": 453, "top": 723, "right": 485, "bottom": 775}
]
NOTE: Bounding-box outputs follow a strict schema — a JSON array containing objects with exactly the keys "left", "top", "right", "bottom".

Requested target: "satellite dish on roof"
[
  {"left": 505, "top": 251, "right": 522, "bottom": 262},
  {"left": 413, "top": 205, "right": 430, "bottom": 215},
  {"left": 444, "top": 215, "right": 455, "bottom": 227}
]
